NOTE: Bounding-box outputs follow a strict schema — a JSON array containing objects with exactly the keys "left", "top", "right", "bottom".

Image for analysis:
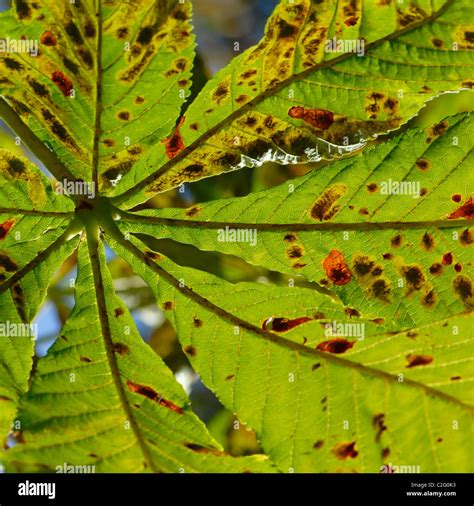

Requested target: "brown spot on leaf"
[
  {"left": 112, "top": 343, "right": 130, "bottom": 356},
  {"left": 288, "top": 106, "right": 334, "bottom": 130},
  {"left": 236, "top": 94, "right": 249, "bottom": 105},
  {"left": 373, "top": 413, "right": 387, "bottom": 443},
  {"left": 370, "top": 279, "right": 392, "bottom": 303},
  {"left": 3, "top": 58, "right": 23, "bottom": 70},
  {"left": 453, "top": 275, "right": 473, "bottom": 308},
  {"left": 430, "top": 37, "right": 444, "bottom": 48},
  {"left": 460, "top": 229, "right": 473, "bottom": 246},
  {"left": 193, "top": 318, "right": 203, "bottom": 328},
  {"left": 103, "top": 138, "right": 116, "bottom": 148},
  {"left": 316, "top": 338, "right": 355, "bottom": 354},
  {"left": 429, "top": 263, "right": 443, "bottom": 276},
  {"left": 65, "top": 22, "right": 84, "bottom": 45},
  {"left": 442, "top": 253, "right": 453, "bottom": 265},
  {"left": 162, "top": 116, "right": 185, "bottom": 159},
  {"left": 84, "top": 21, "right": 96, "bottom": 38},
  {"left": 310, "top": 184, "right": 347, "bottom": 221},
  {"left": 313, "top": 440, "right": 324, "bottom": 449},
  {"left": 52, "top": 70, "right": 73, "bottom": 97},
  {"left": 451, "top": 376, "right": 461, "bottom": 381},
  {"left": 137, "top": 26, "right": 154, "bottom": 45},
  {"left": 144, "top": 250, "right": 162, "bottom": 261},
  {"left": 447, "top": 197, "right": 474, "bottom": 220},
  {"left": 416, "top": 158, "right": 430, "bottom": 171},
  {"left": 287, "top": 245, "right": 303, "bottom": 259},
  {"left": 0, "top": 253, "right": 18, "bottom": 272},
  {"left": 225, "top": 374, "right": 235, "bottom": 381},
  {"left": 382, "top": 253, "right": 393, "bottom": 260},
  {"left": 0, "top": 219, "right": 15, "bottom": 240},
  {"left": 367, "top": 183, "right": 378, "bottom": 193},
  {"left": 401, "top": 265, "right": 425, "bottom": 292},
  {"left": 421, "top": 289, "right": 436, "bottom": 308},
  {"left": 134, "top": 96, "right": 145, "bottom": 105},
  {"left": 116, "top": 27, "right": 129, "bottom": 39},
  {"left": 283, "top": 233, "right": 297, "bottom": 243},
  {"left": 277, "top": 18, "right": 297, "bottom": 38},
  {"left": 80, "top": 356, "right": 92, "bottom": 363},
  {"left": 114, "top": 307, "right": 124, "bottom": 317},
  {"left": 312, "top": 363, "right": 321, "bottom": 371},
  {"left": 372, "top": 318, "right": 385, "bottom": 325},
  {"left": 421, "top": 232, "right": 435, "bottom": 251},
  {"left": 345, "top": 308, "right": 360, "bottom": 318},
  {"left": 322, "top": 249, "right": 352, "bottom": 285},
  {"left": 117, "top": 110, "right": 131, "bottom": 121},
  {"left": 332, "top": 441, "right": 358, "bottom": 460},
  {"left": 382, "top": 447, "right": 390, "bottom": 458},
  {"left": 452, "top": 194, "right": 462, "bottom": 203},
  {"left": 344, "top": 17, "right": 358, "bottom": 26},
  {"left": 428, "top": 120, "right": 449, "bottom": 140},
  {"left": 40, "top": 31, "right": 57, "bottom": 46},
  {"left": 391, "top": 234, "right": 403, "bottom": 248},
  {"left": 126, "top": 381, "right": 183, "bottom": 414},
  {"left": 163, "top": 301, "right": 174, "bottom": 310},
  {"left": 262, "top": 316, "right": 312, "bottom": 332},
  {"left": 185, "top": 206, "right": 201, "bottom": 217},
  {"left": 454, "top": 263, "right": 462, "bottom": 273},
  {"left": 406, "top": 354, "right": 433, "bottom": 368},
  {"left": 212, "top": 81, "right": 230, "bottom": 104},
  {"left": 352, "top": 254, "right": 376, "bottom": 277},
  {"left": 184, "top": 443, "right": 222, "bottom": 456},
  {"left": 383, "top": 97, "right": 398, "bottom": 115},
  {"left": 189, "top": 123, "right": 199, "bottom": 131},
  {"left": 184, "top": 345, "right": 197, "bottom": 357},
  {"left": 396, "top": 4, "right": 426, "bottom": 27}
]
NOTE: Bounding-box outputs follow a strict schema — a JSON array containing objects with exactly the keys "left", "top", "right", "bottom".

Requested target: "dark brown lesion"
[{"left": 309, "top": 184, "right": 347, "bottom": 221}]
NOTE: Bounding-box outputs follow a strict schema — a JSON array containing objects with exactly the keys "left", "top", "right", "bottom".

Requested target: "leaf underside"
[{"left": 0, "top": 0, "right": 472, "bottom": 473}]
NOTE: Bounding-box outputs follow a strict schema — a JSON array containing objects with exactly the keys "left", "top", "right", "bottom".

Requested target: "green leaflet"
[
  {"left": 110, "top": 0, "right": 474, "bottom": 208},
  {"left": 116, "top": 113, "right": 474, "bottom": 329},
  {"left": 105, "top": 230, "right": 473, "bottom": 473},
  {"left": 0, "top": 0, "right": 195, "bottom": 186},
  {"left": 4, "top": 238, "right": 275, "bottom": 473},
  {"left": 0, "top": 150, "right": 78, "bottom": 438}
]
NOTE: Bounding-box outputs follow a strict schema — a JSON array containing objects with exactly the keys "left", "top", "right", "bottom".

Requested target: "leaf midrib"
[
  {"left": 85, "top": 221, "right": 159, "bottom": 473},
  {"left": 110, "top": 0, "right": 455, "bottom": 205},
  {"left": 118, "top": 211, "right": 470, "bottom": 232}
]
